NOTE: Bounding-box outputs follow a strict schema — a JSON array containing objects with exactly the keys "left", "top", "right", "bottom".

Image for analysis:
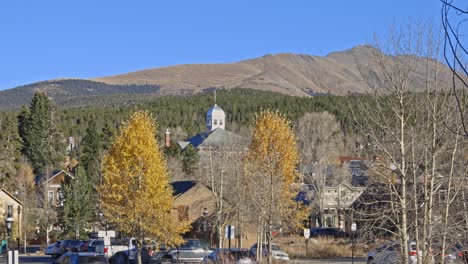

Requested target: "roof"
[
  {"left": 338, "top": 156, "right": 362, "bottom": 164},
  {"left": 0, "top": 188, "right": 23, "bottom": 205},
  {"left": 177, "top": 128, "right": 247, "bottom": 150},
  {"left": 171, "top": 181, "right": 197, "bottom": 196},
  {"left": 35, "top": 169, "right": 74, "bottom": 184},
  {"left": 206, "top": 104, "right": 225, "bottom": 117}
]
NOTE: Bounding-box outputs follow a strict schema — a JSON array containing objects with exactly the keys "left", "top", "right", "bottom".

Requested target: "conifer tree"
[
  {"left": 182, "top": 144, "right": 199, "bottom": 175},
  {"left": 0, "top": 114, "right": 22, "bottom": 188},
  {"left": 80, "top": 119, "right": 102, "bottom": 184},
  {"left": 19, "top": 92, "right": 63, "bottom": 173},
  {"left": 58, "top": 165, "right": 94, "bottom": 238},
  {"left": 99, "top": 111, "right": 188, "bottom": 258}
]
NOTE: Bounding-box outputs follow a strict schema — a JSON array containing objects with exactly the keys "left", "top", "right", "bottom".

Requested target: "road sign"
[
  {"left": 351, "top": 223, "right": 357, "bottom": 232},
  {"left": 303, "top": 228, "right": 310, "bottom": 239},
  {"left": 98, "top": 230, "right": 116, "bottom": 247},
  {"left": 225, "top": 225, "right": 235, "bottom": 239}
]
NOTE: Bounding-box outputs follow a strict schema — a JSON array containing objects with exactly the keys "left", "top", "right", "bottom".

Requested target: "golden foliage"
[
  {"left": 246, "top": 110, "right": 299, "bottom": 184},
  {"left": 99, "top": 111, "right": 188, "bottom": 246},
  {"left": 244, "top": 110, "right": 305, "bottom": 227}
]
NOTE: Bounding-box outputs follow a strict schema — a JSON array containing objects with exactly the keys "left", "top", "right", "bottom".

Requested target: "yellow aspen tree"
[
  {"left": 244, "top": 110, "right": 305, "bottom": 264},
  {"left": 99, "top": 111, "right": 188, "bottom": 254}
]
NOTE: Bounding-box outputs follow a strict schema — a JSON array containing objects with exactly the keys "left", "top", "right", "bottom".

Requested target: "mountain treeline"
[
  {"left": 0, "top": 89, "right": 361, "bottom": 184},
  {"left": 0, "top": 79, "right": 162, "bottom": 110}
]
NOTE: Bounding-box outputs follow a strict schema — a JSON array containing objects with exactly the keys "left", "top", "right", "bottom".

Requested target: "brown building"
[{"left": 35, "top": 170, "right": 74, "bottom": 207}]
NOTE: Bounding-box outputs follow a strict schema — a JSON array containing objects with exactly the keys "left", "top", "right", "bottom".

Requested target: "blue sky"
[{"left": 0, "top": 0, "right": 442, "bottom": 90}]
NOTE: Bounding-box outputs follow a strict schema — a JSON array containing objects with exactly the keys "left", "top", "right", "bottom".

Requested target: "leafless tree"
[
  {"left": 196, "top": 137, "right": 246, "bottom": 248},
  {"left": 441, "top": 0, "right": 468, "bottom": 137},
  {"left": 353, "top": 24, "right": 467, "bottom": 264},
  {"left": 297, "top": 111, "right": 347, "bottom": 226}
]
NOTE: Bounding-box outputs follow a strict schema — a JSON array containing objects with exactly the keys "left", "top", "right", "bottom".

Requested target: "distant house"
[
  {"left": 0, "top": 188, "right": 23, "bottom": 238},
  {"left": 171, "top": 181, "right": 217, "bottom": 224},
  {"left": 321, "top": 181, "right": 366, "bottom": 230},
  {"left": 35, "top": 170, "right": 74, "bottom": 207}
]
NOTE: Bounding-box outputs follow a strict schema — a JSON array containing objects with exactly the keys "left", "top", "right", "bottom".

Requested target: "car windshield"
[
  {"left": 179, "top": 240, "right": 202, "bottom": 249},
  {"left": 91, "top": 240, "right": 104, "bottom": 246}
]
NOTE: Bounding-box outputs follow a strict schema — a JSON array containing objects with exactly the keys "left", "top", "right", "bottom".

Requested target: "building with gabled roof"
[
  {"left": 35, "top": 169, "right": 74, "bottom": 207},
  {"left": 177, "top": 103, "right": 247, "bottom": 152}
]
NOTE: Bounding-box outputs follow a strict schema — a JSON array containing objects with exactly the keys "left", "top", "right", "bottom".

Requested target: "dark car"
[
  {"left": 203, "top": 248, "right": 255, "bottom": 264},
  {"left": 52, "top": 252, "right": 108, "bottom": 264},
  {"left": 46, "top": 240, "right": 81, "bottom": 258},
  {"left": 310, "top": 227, "right": 348, "bottom": 238}
]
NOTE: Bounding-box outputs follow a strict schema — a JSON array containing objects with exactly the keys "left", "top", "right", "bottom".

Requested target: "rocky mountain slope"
[{"left": 0, "top": 45, "right": 452, "bottom": 110}]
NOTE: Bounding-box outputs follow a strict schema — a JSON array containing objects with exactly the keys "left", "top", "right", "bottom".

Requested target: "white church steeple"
[{"left": 206, "top": 104, "right": 226, "bottom": 131}]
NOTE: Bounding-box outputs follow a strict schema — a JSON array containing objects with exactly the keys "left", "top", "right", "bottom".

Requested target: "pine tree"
[
  {"left": 99, "top": 111, "right": 188, "bottom": 256},
  {"left": 0, "top": 114, "right": 22, "bottom": 188},
  {"left": 182, "top": 144, "right": 199, "bottom": 175},
  {"left": 19, "top": 92, "right": 63, "bottom": 173},
  {"left": 59, "top": 165, "right": 94, "bottom": 238},
  {"left": 80, "top": 119, "right": 102, "bottom": 184}
]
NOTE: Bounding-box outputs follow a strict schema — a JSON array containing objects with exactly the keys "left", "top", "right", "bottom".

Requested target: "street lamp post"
[
  {"left": 202, "top": 208, "right": 208, "bottom": 231},
  {"left": 5, "top": 205, "right": 14, "bottom": 251},
  {"left": 17, "top": 206, "right": 21, "bottom": 251}
]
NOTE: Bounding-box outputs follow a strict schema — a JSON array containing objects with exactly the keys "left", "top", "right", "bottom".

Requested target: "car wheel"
[{"left": 367, "top": 257, "right": 374, "bottom": 264}]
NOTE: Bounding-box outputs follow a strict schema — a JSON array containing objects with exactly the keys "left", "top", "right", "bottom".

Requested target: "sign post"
[
  {"left": 225, "top": 226, "right": 235, "bottom": 249},
  {"left": 351, "top": 223, "right": 357, "bottom": 264},
  {"left": 303, "top": 228, "right": 310, "bottom": 256}
]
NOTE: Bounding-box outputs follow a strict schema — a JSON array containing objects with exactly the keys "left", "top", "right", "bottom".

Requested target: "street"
[
  {"left": 0, "top": 255, "right": 52, "bottom": 264},
  {"left": 290, "top": 258, "right": 366, "bottom": 264},
  {"left": 0, "top": 255, "right": 366, "bottom": 264}
]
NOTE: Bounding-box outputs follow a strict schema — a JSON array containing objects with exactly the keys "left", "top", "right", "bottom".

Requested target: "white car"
[
  {"left": 367, "top": 242, "right": 400, "bottom": 264},
  {"left": 367, "top": 241, "right": 434, "bottom": 264},
  {"left": 249, "top": 243, "right": 289, "bottom": 261}
]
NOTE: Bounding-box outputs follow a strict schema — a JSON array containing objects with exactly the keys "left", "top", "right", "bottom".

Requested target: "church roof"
[
  {"left": 206, "top": 104, "right": 225, "bottom": 117},
  {"left": 177, "top": 128, "right": 247, "bottom": 150}
]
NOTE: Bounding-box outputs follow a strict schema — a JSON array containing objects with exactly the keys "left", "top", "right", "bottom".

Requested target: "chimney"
[{"left": 165, "top": 129, "right": 171, "bottom": 147}]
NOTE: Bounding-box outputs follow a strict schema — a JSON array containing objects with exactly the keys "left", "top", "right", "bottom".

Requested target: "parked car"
[
  {"left": 156, "top": 248, "right": 212, "bottom": 264},
  {"left": 52, "top": 252, "right": 108, "bottom": 264},
  {"left": 45, "top": 240, "right": 81, "bottom": 258},
  {"left": 436, "top": 243, "right": 467, "bottom": 264},
  {"left": 86, "top": 239, "right": 104, "bottom": 253},
  {"left": 249, "top": 243, "right": 289, "bottom": 261},
  {"left": 367, "top": 241, "right": 434, "bottom": 264},
  {"left": 367, "top": 242, "right": 400, "bottom": 264},
  {"left": 203, "top": 248, "right": 255, "bottom": 264},
  {"left": 45, "top": 241, "right": 62, "bottom": 257},
  {"left": 310, "top": 227, "right": 348, "bottom": 238},
  {"left": 73, "top": 240, "right": 89, "bottom": 252}
]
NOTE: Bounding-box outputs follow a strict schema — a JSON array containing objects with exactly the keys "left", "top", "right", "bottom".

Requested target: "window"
[
  {"left": 48, "top": 191, "right": 55, "bottom": 205},
  {"left": 214, "top": 119, "right": 218, "bottom": 125},
  {"left": 7, "top": 204, "right": 13, "bottom": 216},
  {"left": 220, "top": 120, "right": 223, "bottom": 126}
]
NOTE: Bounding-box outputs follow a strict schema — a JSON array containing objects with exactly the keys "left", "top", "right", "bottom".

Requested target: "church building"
[{"left": 177, "top": 103, "right": 247, "bottom": 152}]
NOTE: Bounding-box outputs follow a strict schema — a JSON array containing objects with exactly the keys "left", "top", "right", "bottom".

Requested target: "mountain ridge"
[{"left": 0, "top": 45, "right": 452, "bottom": 110}]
